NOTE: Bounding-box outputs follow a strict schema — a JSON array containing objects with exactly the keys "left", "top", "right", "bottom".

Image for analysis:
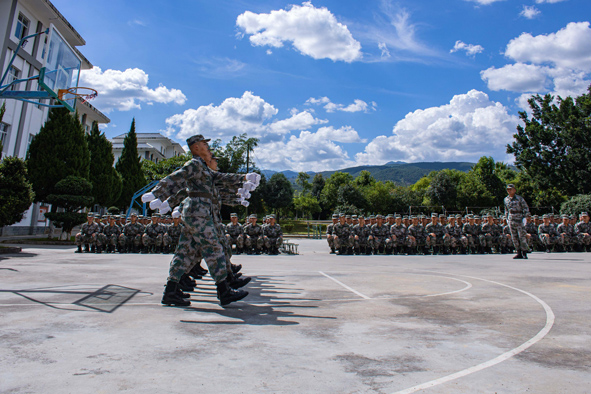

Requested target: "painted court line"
[
  {"left": 318, "top": 271, "right": 371, "bottom": 300},
  {"left": 391, "top": 270, "right": 556, "bottom": 394}
]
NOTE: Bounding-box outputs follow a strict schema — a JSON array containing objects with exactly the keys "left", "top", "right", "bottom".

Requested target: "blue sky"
[{"left": 53, "top": 0, "right": 591, "bottom": 171}]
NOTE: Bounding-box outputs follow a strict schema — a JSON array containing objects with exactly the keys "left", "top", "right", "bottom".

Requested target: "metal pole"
[{"left": 245, "top": 141, "right": 250, "bottom": 217}]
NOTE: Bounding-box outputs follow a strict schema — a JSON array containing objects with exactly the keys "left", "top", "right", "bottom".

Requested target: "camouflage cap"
[
  {"left": 339, "top": 213, "right": 345, "bottom": 217},
  {"left": 410, "top": 215, "right": 417, "bottom": 219},
  {"left": 358, "top": 215, "right": 365, "bottom": 219},
  {"left": 332, "top": 214, "right": 339, "bottom": 219},
  {"left": 352, "top": 215, "right": 358, "bottom": 219},
  {"left": 561, "top": 214, "right": 569, "bottom": 219},
  {"left": 506, "top": 183, "right": 516, "bottom": 189},
  {"left": 403, "top": 215, "right": 409, "bottom": 219},
  {"left": 395, "top": 214, "right": 401, "bottom": 218},
  {"left": 431, "top": 213, "right": 437, "bottom": 217},
  {"left": 369, "top": 215, "right": 376, "bottom": 219},
  {"left": 130, "top": 212, "right": 138, "bottom": 217},
  {"left": 345, "top": 215, "right": 351, "bottom": 219},
  {"left": 87, "top": 212, "right": 94, "bottom": 217},
  {"left": 386, "top": 214, "right": 393, "bottom": 218},
  {"left": 230, "top": 213, "right": 238, "bottom": 217},
  {"left": 542, "top": 214, "right": 550, "bottom": 219},
  {"left": 376, "top": 214, "right": 384, "bottom": 219},
  {"left": 269, "top": 214, "right": 276, "bottom": 219},
  {"left": 581, "top": 212, "right": 589, "bottom": 217},
  {"left": 249, "top": 214, "right": 257, "bottom": 219},
  {"left": 439, "top": 214, "right": 445, "bottom": 218},
  {"left": 455, "top": 214, "right": 462, "bottom": 218},
  {"left": 186, "top": 134, "right": 211, "bottom": 147}
]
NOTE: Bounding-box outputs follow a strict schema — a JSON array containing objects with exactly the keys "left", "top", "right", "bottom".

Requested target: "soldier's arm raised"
[{"left": 151, "top": 163, "right": 192, "bottom": 201}]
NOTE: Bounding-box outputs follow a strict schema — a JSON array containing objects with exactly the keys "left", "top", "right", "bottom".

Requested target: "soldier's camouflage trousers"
[
  {"left": 264, "top": 236, "right": 282, "bottom": 249},
  {"left": 390, "top": 236, "right": 406, "bottom": 248},
  {"left": 327, "top": 235, "right": 335, "bottom": 249},
  {"left": 370, "top": 236, "right": 392, "bottom": 251},
  {"left": 245, "top": 235, "right": 264, "bottom": 250},
  {"left": 168, "top": 217, "right": 228, "bottom": 284},
  {"left": 426, "top": 236, "right": 441, "bottom": 248},
  {"left": 353, "top": 237, "right": 369, "bottom": 249},
  {"left": 464, "top": 235, "right": 477, "bottom": 248},
  {"left": 119, "top": 234, "right": 142, "bottom": 248},
  {"left": 443, "top": 235, "right": 460, "bottom": 248},
  {"left": 102, "top": 234, "right": 118, "bottom": 247},
  {"left": 227, "top": 235, "right": 244, "bottom": 249},
  {"left": 163, "top": 234, "right": 180, "bottom": 248},
  {"left": 142, "top": 234, "right": 163, "bottom": 247},
  {"left": 508, "top": 218, "right": 528, "bottom": 252},
  {"left": 479, "top": 234, "right": 501, "bottom": 248},
  {"left": 334, "top": 235, "right": 353, "bottom": 249},
  {"left": 577, "top": 233, "right": 591, "bottom": 246},
  {"left": 561, "top": 235, "right": 576, "bottom": 246},
  {"left": 75, "top": 233, "right": 98, "bottom": 246},
  {"left": 539, "top": 234, "right": 563, "bottom": 246},
  {"left": 406, "top": 236, "right": 427, "bottom": 248}
]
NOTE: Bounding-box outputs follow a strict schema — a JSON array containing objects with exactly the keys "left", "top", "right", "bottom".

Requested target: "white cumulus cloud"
[
  {"left": 520, "top": 5, "right": 541, "bottom": 19},
  {"left": 355, "top": 90, "right": 519, "bottom": 165},
  {"left": 535, "top": 0, "right": 568, "bottom": 3},
  {"left": 236, "top": 2, "right": 362, "bottom": 62},
  {"left": 481, "top": 63, "right": 549, "bottom": 92},
  {"left": 79, "top": 67, "right": 186, "bottom": 113},
  {"left": 306, "top": 97, "right": 377, "bottom": 113},
  {"left": 464, "top": 0, "right": 506, "bottom": 5},
  {"left": 450, "top": 40, "right": 484, "bottom": 57}
]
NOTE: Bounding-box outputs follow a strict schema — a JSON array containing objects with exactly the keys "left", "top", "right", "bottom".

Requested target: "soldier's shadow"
[{"left": 181, "top": 276, "right": 334, "bottom": 326}]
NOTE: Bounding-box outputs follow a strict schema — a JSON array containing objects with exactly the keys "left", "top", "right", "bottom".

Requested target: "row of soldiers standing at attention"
[
  {"left": 225, "top": 213, "right": 284, "bottom": 255},
  {"left": 74, "top": 211, "right": 184, "bottom": 254},
  {"left": 325, "top": 211, "right": 591, "bottom": 255}
]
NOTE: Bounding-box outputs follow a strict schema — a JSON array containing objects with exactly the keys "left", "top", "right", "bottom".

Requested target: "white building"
[
  {"left": 111, "top": 133, "right": 185, "bottom": 164},
  {"left": 0, "top": 0, "right": 109, "bottom": 235}
]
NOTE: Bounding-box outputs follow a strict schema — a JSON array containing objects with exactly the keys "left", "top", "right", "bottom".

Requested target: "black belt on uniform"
[{"left": 187, "top": 191, "right": 214, "bottom": 200}]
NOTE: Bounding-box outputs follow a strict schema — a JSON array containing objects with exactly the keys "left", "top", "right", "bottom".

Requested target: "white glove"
[
  {"left": 243, "top": 181, "right": 256, "bottom": 192},
  {"left": 522, "top": 218, "right": 527, "bottom": 226},
  {"left": 159, "top": 201, "right": 171, "bottom": 214},
  {"left": 246, "top": 173, "right": 261, "bottom": 184},
  {"left": 149, "top": 199, "right": 163, "bottom": 209},
  {"left": 141, "top": 192, "right": 156, "bottom": 203},
  {"left": 241, "top": 200, "right": 250, "bottom": 207},
  {"left": 237, "top": 188, "right": 246, "bottom": 195},
  {"left": 243, "top": 191, "right": 251, "bottom": 199},
  {"left": 171, "top": 210, "right": 181, "bottom": 218}
]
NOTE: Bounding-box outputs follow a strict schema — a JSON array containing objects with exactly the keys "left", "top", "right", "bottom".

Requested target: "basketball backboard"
[{"left": 38, "top": 24, "right": 82, "bottom": 112}]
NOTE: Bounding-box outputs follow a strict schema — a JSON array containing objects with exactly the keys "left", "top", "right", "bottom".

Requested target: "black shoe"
[
  {"left": 330, "top": 248, "right": 336, "bottom": 254},
  {"left": 522, "top": 251, "right": 528, "bottom": 259},
  {"left": 228, "top": 274, "right": 251, "bottom": 289},
  {"left": 161, "top": 281, "right": 191, "bottom": 306},
  {"left": 75, "top": 246, "right": 83, "bottom": 253},
  {"left": 194, "top": 265, "right": 208, "bottom": 276},
  {"left": 175, "top": 288, "right": 191, "bottom": 298},
  {"left": 217, "top": 280, "right": 248, "bottom": 306},
  {"left": 513, "top": 250, "right": 524, "bottom": 259},
  {"left": 231, "top": 264, "right": 242, "bottom": 274},
  {"left": 181, "top": 273, "right": 197, "bottom": 287}
]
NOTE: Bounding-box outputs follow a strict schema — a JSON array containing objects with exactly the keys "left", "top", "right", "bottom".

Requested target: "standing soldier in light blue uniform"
[{"left": 504, "top": 184, "right": 530, "bottom": 259}]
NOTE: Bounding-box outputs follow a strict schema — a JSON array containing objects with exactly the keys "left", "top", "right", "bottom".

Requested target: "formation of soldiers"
[
  {"left": 225, "top": 213, "right": 284, "bottom": 255},
  {"left": 75, "top": 211, "right": 284, "bottom": 256},
  {"left": 325, "top": 212, "right": 591, "bottom": 256},
  {"left": 75, "top": 212, "right": 184, "bottom": 254}
]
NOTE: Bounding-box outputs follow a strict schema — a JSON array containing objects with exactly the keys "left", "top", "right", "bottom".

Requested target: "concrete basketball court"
[{"left": 1, "top": 240, "right": 589, "bottom": 393}]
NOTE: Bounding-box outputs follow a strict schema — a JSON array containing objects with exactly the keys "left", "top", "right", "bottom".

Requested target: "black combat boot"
[
  {"left": 522, "top": 250, "right": 528, "bottom": 259},
  {"left": 181, "top": 273, "right": 197, "bottom": 287},
  {"left": 513, "top": 250, "right": 523, "bottom": 259},
  {"left": 231, "top": 264, "right": 242, "bottom": 274},
  {"left": 178, "top": 274, "right": 195, "bottom": 292},
  {"left": 216, "top": 280, "right": 248, "bottom": 306},
  {"left": 161, "top": 281, "right": 191, "bottom": 307},
  {"left": 330, "top": 248, "right": 336, "bottom": 254},
  {"left": 228, "top": 272, "right": 251, "bottom": 289},
  {"left": 188, "top": 266, "right": 203, "bottom": 280},
  {"left": 75, "top": 245, "right": 83, "bottom": 253}
]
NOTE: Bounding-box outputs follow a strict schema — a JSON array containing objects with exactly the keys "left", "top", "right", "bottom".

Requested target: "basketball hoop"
[{"left": 58, "top": 87, "right": 98, "bottom": 104}]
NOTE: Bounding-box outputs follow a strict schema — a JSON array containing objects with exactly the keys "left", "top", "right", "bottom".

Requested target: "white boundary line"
[
  {"left": 318, "top": 271, "right": 371, "bottom": 299},
  {"left": 391, "top": 271, "right": 555, "bottom": 394}
]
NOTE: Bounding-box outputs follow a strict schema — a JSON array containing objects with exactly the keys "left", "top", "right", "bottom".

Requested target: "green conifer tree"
[
  {"left": 87, "top": 123, "right": 122, "bottom": 207},
  {"left": 115, "top": 119, "right": 145, "bottom": 208},
  {"left": 26, "top": 107, "right": 90, "bottom": 204}
]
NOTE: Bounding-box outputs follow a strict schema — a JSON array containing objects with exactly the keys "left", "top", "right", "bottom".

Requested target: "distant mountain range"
[{"left": 261, "top": 161, "right": 476, "bottom": 186}]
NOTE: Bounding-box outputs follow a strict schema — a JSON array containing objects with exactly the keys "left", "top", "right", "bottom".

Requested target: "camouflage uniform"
[
  {"left": 407, "top": 223, "right": 427, "bottom": 250},
  {"left": 143, "top": 221, "right": 164, "bottom": 250},
  {"left": 538, "top": 222, "right": 562, "bottom": 249},
  {"left": 244, "top": 222, "right": 265, "bottom": 253},
  {"left": 150, "top": 155, "right": 243, "bottom": 283},
  {"left": 462, "top": 222, "right": 479, "bottom": 250},
  {"left": 390, "top": 223, "right": 407, "bottom": 250},
  {"left": 75, "top": 221, "right": 101, "bottom": 248},
  {"left": 164, "top": 223, "right": 183, "bottom": 252},
  {"left": 444, "top": 222, "right": 463, "bottom": 249},
  {"left": 352, "top": 223, "right": 371, "bottom": 253},
  {"left": 525, "top": 218, "right": 540, "bottom": 250},
  {"left": 370, "top": 223, "right": 392, "bottom": 253},
  {"left": 326, "top": 217, "right": 337, "bottom": 252},
  {"left": 504, "top": 194, "right": 530, "bottom": 252},
  {"left": 225, "top": 222, "right": 245, "bottom": 251},
  {"left": 425, "top": 221, "right": 444, "bottom": 248},
  {"left": 479, "top": 221, "right": 502, "bottom": 250},
  {"left": 102, "top": 223, "right": 121, "bottom": 250},
  {"left": 333, "top": 222, "right": 353, "bottom": 252},
  {"left": 263, "top": 223, "right": 283, "bottom": 251},
  {"left": 575, "top": 220, "right": 591, "bottom": 246},
  {"left": 120, "top": 221, "right": 144, "bottom": 251},
  {"left": 95, "top": 219, "right": 107, "bottom": 248},
  {"left": 557, "top": 220, "right": 577, "bottom": 248}
]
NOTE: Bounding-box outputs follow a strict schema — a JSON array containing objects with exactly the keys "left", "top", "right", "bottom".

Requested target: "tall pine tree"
[
  {"left": 27, "top": 107, "right": 90, "bottom": 204},
  {"left": 115, "top": 118, "right": 145, "bottom": 208},
  {"left": 87, "top": 123, "right": 122, "bottom": 208}
]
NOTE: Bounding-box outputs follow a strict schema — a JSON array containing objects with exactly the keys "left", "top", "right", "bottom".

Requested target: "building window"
[
  {"left": 8, "top": 66, "right": 21, "bottom": 91},
  {"left": 0, "top": 123, "right": 9, "bottom": 148},
  {"left": 14, "top": 12, "right": 30, "bottom": 41},
  {"left": 26, "top": 134, "right": 34, "bottom": 154}
]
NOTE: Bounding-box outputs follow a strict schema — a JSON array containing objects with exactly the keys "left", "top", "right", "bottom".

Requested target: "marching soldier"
[
  {"left": 263, "top": 214, "right": 283, "bottom": 254},
  {"left": 504, "top": 184, "right": 530, "bottom": 259}
]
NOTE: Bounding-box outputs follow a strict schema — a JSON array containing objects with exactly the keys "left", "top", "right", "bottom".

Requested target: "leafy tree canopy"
[{"left": 0, "top": 156, "right": 34, "bottom": 227}]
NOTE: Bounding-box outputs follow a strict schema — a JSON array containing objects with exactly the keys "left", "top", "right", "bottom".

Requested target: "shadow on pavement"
[
  {"left": 0, "top": 284, "right": 142, "bottom": 313},
  {"left": 181, "top": 275, "right": 335, "bottom": 326}
]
